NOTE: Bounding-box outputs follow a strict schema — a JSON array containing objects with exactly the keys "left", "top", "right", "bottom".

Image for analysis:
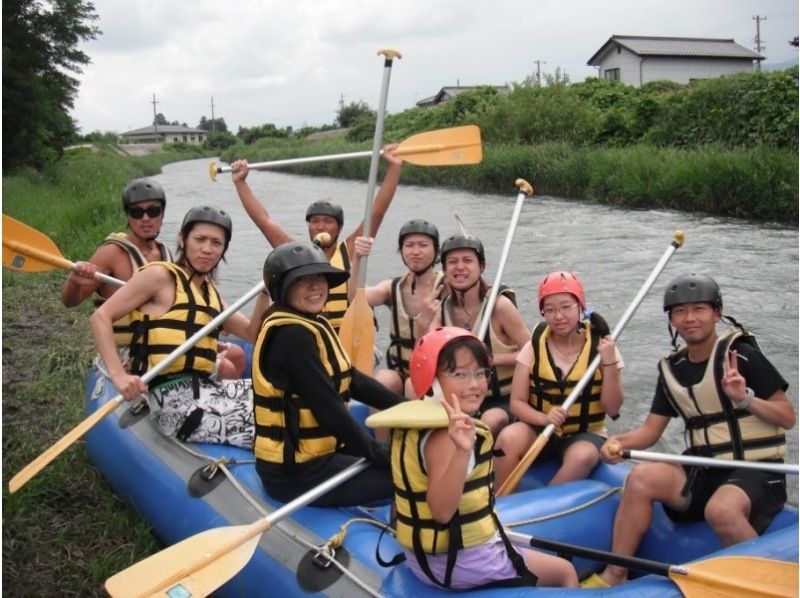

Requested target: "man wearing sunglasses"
[{"left": 61, "top": 177, "right": 172, "bottom": 313}]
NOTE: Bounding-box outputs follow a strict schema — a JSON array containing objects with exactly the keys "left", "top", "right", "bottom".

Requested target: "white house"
[
  {"left": 587, "top": 35, "right": 765, "bottom": 87},
  {"left": 119, "top": 124, "right": 207, "bottom": 145}
]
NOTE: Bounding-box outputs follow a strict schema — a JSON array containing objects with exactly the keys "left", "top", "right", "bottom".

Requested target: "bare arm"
[
  {"left": 345, "top": 145, "right": 403, "bottom": 255},
  {"left": 89, "top": 266, "right": 172, "bottom": 399},
  {"left": 723, "top": 349, "right": 796, "bottom": 429},
  {"left": 222, "top": 291, "right": 271, "bottom": 342},
  {"left": 509, "top": 359, "right": 549, "bottom": 427},
  {"left": 598, "top": 336, "right": 624, "bottom": 418},
  {"left": 61, "top": 244, "right": 132, "bottom": 307},
  {"left": 491, "top": 295, "right": 529, "bottom": 367},
  {"left": 230, "top": 159, "right": 294, "bottom": 247}
]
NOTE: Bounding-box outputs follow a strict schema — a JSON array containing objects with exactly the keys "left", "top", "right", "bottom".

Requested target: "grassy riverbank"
[
  {"left": 1, "top": 147, "right": 204, "bottom": 596},
  {"left": 220, "top": 140, "right": 798, "bottom": 224}
]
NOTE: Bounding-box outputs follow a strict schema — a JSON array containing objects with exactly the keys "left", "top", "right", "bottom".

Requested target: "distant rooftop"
[
  {"left": 588, "top": 35, "right": 764, "bottom": 65},
  {"left": 121, "top": 124, "right": 205, "bottom": 135}
]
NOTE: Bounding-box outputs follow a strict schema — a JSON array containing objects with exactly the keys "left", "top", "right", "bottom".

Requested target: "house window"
[
  {"left": 604, "top": 68, "right": 620, "bottom": 81},
  {"left": 182, "top": 135, "right": 188, "bottom": 142}
]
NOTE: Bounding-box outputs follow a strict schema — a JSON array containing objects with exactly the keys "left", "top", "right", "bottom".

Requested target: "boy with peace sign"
[{"left": 586, "top": 274, "right": 795, "bottom": 588}]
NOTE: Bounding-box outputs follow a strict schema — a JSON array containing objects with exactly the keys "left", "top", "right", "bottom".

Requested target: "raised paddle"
[
  {"left": 496, "top": 231, "right": 686, "bottom": 497},
  {"left": 507, "top": 530, "right": 799, "bottom": 598},
  {"left": 208, "top": 124, "right": 482, "bottom": 181},
  {"left": 473, "top": 179, "right": 534, "bottom": 341},
  {"left": 338, "top": 49, "right": 400, "bottom": 375},
  {"left": 2, "top": 214, "right": 120, "bottom": 286},
  {"left": 105, "top": 459, "right": 369, "bottom": 598},
  {"left": 610, "top": 445, "right": 799, "bottom": 475},
  {"left": 7, "top": 280, "right": 266, "bottom": 494}
]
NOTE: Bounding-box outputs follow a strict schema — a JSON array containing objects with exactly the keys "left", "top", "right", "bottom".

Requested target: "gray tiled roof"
[
  {"left": 122, "top": 125, "right": 205, "bottom": 135},
  {"left": 588, "top": 35, "right": 764, "bottom": 65}
]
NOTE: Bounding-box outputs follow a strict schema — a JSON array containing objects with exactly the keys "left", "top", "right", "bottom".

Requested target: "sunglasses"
[{"left": 127, "top": 205, "right": 163, "bottom": 219}]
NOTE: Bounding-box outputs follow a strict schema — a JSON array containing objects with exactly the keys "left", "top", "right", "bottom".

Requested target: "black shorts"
[
  {"left": 535, "top": 429, "right": 605, "bottom": 462},
  {"left": 478, "top": 396, "right": 513, "bottom": 420},
  {"left": 663, "top": 464, "right": 787, "bottom": 534}
]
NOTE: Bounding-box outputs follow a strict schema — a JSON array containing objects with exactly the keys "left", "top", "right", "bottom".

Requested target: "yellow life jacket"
[
  {"left": 659, "top": 327, "right": 786, "bottom": 461},
  {"left": 320, "top": 241, "right": 350, "bottom": 332},
  {"left": 441, "top": 286, "right": 518, "bottom": 403},
  {"left": 529, "top": 321, "right": 605, "bottom": 436},
  {"left": 93, "top": 232, "right": 174, "bottom": 346},
  {"left": 393, "top": 420, "right": 497, "bottom": 555},
  {"left": 128, "top": 262, "right": 220, "bottom": 379},
  {"left": 386, "top": 271, "right": 446, "bottom": 378},
  {"left": 252, "top": 309, "right": 352, "bottom": 467}
]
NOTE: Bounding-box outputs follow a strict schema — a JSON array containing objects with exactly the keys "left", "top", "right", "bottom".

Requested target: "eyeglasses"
[
  {"left": 444, "top": 368, "right": 492, "bottom": 383},
  {"left": 542, "top": 303, "right": 579, "bottom": 317},
  {"left": 127, "top": 205, "right": 163, "bottom": 219}
]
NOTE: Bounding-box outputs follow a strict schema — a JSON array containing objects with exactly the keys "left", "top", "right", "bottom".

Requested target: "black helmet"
[
  {"left": 398, "top": 219, "right": 439, "bottom": 252},
  {"left": 663, "top": 274, "right": 723, "bottom": 312},
  {"left": 305, "top": 201, "right": 344, "bottom": 227},
  {"left": 263, "top": 241, "right": 349, "bottom": 303},
  {"left": 440, "top": 234, "right": 485, "bottom": 266},
  {"left": 180, "top": 206, "right": 233, "bottom": 246},
  {"left": 122, "top": 178, "right": 166, "bottom": 210}
]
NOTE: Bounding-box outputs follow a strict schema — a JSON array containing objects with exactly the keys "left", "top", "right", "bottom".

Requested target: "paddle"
[
  {"left": 507, "top": 531, "right": 798, "bottom": 598},
  {"left": 105, "top": 459, "right": 369, "bottom": 598},
  {"left": 611, "top": 445, "right": 799, "bottom": 475},
  {"left": 496, "top": 231, "right": 686, "bottom": 497},
  {"left": 7, "top": 280, "right": 266, "bottom": 494},
  {"left": 208, "top": 124, "right": 482, "bottom": 181},
  {"left": 337, "top": 49, "right": 399, "bottom": 375},
  {"left": 2, "top": 214, "right": 121, "bottom": 287},
  {"left": 473, "top": 179, "right": 534, "bottom": 340}
]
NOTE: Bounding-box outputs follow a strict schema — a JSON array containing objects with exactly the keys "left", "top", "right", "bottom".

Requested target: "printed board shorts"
[{"left": 148, "top": 376, "right": 255, "bottom": 448}]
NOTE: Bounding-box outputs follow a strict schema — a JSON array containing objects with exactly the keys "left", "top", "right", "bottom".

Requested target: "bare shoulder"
[{"left": 91, "top": 242, "right": 134, "bottom": 279}]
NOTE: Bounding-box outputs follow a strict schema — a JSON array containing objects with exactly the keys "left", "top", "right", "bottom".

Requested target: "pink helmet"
[
  {"left": 538, "top": 271, "right": 586, "bottom": 312},
  {"left": 409, "top": 327, "right": 477, "bottom": 398}
]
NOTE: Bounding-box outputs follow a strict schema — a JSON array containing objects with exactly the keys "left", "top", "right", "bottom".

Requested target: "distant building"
[
  {"left": 416, "top": 85, "right": 512, "bottom": 108},
  {"left": 119, "top": 124, "right": 207, "bottom": 145},
  {"left": 587, "top": 35, "right": 765, "bottom": 87}
]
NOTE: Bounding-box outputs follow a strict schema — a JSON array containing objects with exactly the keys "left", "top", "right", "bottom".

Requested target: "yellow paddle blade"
[
  {"left": 366, "top": 399, "right": 448, "bottom": 429},
  {"left": 2, "top": 214, "right": 71, "bottom": 272},
  {"left": 672, "top": 556, "right": 799, "bottom": 598},
  {"left": 495, "top": 432, "right": 550, "bottom": 497},
  {"left": 338, "top": 287, "right": 376, "bottom": 375},
  {"left": 106, "top": 521, "right": 267, "bottom": 598},
  {"left": 396, "top": 125, "right": 483, "bottom": 166}
]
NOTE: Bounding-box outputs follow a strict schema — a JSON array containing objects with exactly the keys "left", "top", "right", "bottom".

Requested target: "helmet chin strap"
[{"left": 407, "top": 258, "right": 435, "bottom": 294}]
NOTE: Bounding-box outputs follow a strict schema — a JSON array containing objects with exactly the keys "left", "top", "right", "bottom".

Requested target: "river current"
[{"left": 153, "top": 157, "right": 799, "bottom": 504}]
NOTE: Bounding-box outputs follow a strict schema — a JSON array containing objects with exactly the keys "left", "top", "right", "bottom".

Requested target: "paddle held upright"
[{"left": 495, "top": 230, "right": 685, "bottom": 497}]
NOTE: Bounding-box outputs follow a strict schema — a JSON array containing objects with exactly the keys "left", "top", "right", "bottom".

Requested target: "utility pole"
[
  {"left": 753, "top": 14, "right": 767, "bottom": 71},
  {"left": 339, "top": 93, "right": 345, "bottom": 111},
  {"left": 210, "top": 96, "right": 216, "bottom": 133},
  {"left": 151, "top": 93, "right": 159, "bottom": 135},
  {"left": 533, "top": 59, "right": 547, "bottom": 85}
]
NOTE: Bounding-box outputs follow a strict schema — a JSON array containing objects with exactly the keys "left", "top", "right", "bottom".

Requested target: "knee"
[
  {"left": 565, "top": 443, "right": 600, "bottom": 472},
  {"left": 495, "top": 423, "right": 528, "bottom": 455},
  {"left": 704, "top": 500, "right": 744, "bottom": 531},
  {"left": 623, "top": 465, "right": 659, "bottom": 497}
]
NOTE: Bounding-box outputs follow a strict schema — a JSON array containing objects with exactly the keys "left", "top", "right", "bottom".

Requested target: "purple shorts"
[{"left": 405, "top": 535, "right": 526, "bottom": 590}]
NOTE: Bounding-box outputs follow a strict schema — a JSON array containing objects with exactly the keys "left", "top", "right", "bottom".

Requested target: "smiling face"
[
  {"left": 443, "top": 248, "right": 482, "bottom": 290},
  {"left": 541, "top": 292, "right": 581, "bottom": 337},
  {"left": 437, "top": 344, "right": 489, "bottom": 416},
  {"left": 401, "top": 233, "right": 436, "bottom": 273},
  {"left": 127, "top": 199, "right": 164, "bottom": 241},
  {"left": 668, "top": 301, "right": 720, "bottom": 346},
  {"left": 285, "top": 273, "right": 329, "bottom": 314},
  {"left": 180, "top": 222, "right": 226, "bottom": 274}
]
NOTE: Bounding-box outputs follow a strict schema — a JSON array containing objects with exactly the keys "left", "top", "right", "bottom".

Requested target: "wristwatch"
[{"left": 738, "top": 387, "right": 755, "bottom": 410}]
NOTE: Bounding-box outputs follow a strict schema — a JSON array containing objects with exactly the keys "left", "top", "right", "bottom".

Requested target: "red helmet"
[
  {"left": 409, "top": 327, "right": 477, "bottom": 398},
  {"left": 538, "top": 271, "right": 586, "bottom": 312}
]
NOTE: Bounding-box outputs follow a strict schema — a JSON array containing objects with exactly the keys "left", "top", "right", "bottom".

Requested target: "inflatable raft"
[{"left": 85, "top": 359, "right": 798, "bottom": 597}]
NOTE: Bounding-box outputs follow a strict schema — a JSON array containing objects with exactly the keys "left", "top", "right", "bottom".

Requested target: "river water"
[{"left": 155, "top": 157, "right": 799, "bottom": 504}]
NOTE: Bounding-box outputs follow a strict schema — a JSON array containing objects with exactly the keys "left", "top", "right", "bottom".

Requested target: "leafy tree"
[
  {"left": 337, "top": 100, "right": 375, "bottom": 128},
  {"left": 203, "top": 131, "right": 237, "bottom": 150},
  {"left": 3, "top": 0, "right": 99, "bottom": 170},
  {"left": 198, "top": 116, "right": 228, "bottom": 133},
  {"left": 236, "top": 123, "right": 289, "bottom": 144},
  {"left": 153, "top": 113, "right": 168, "bottom": 125}
]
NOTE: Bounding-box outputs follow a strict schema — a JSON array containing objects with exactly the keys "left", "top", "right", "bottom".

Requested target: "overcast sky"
[{"left": 70, "top": 0, "right": 799, "bottom": 135}]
